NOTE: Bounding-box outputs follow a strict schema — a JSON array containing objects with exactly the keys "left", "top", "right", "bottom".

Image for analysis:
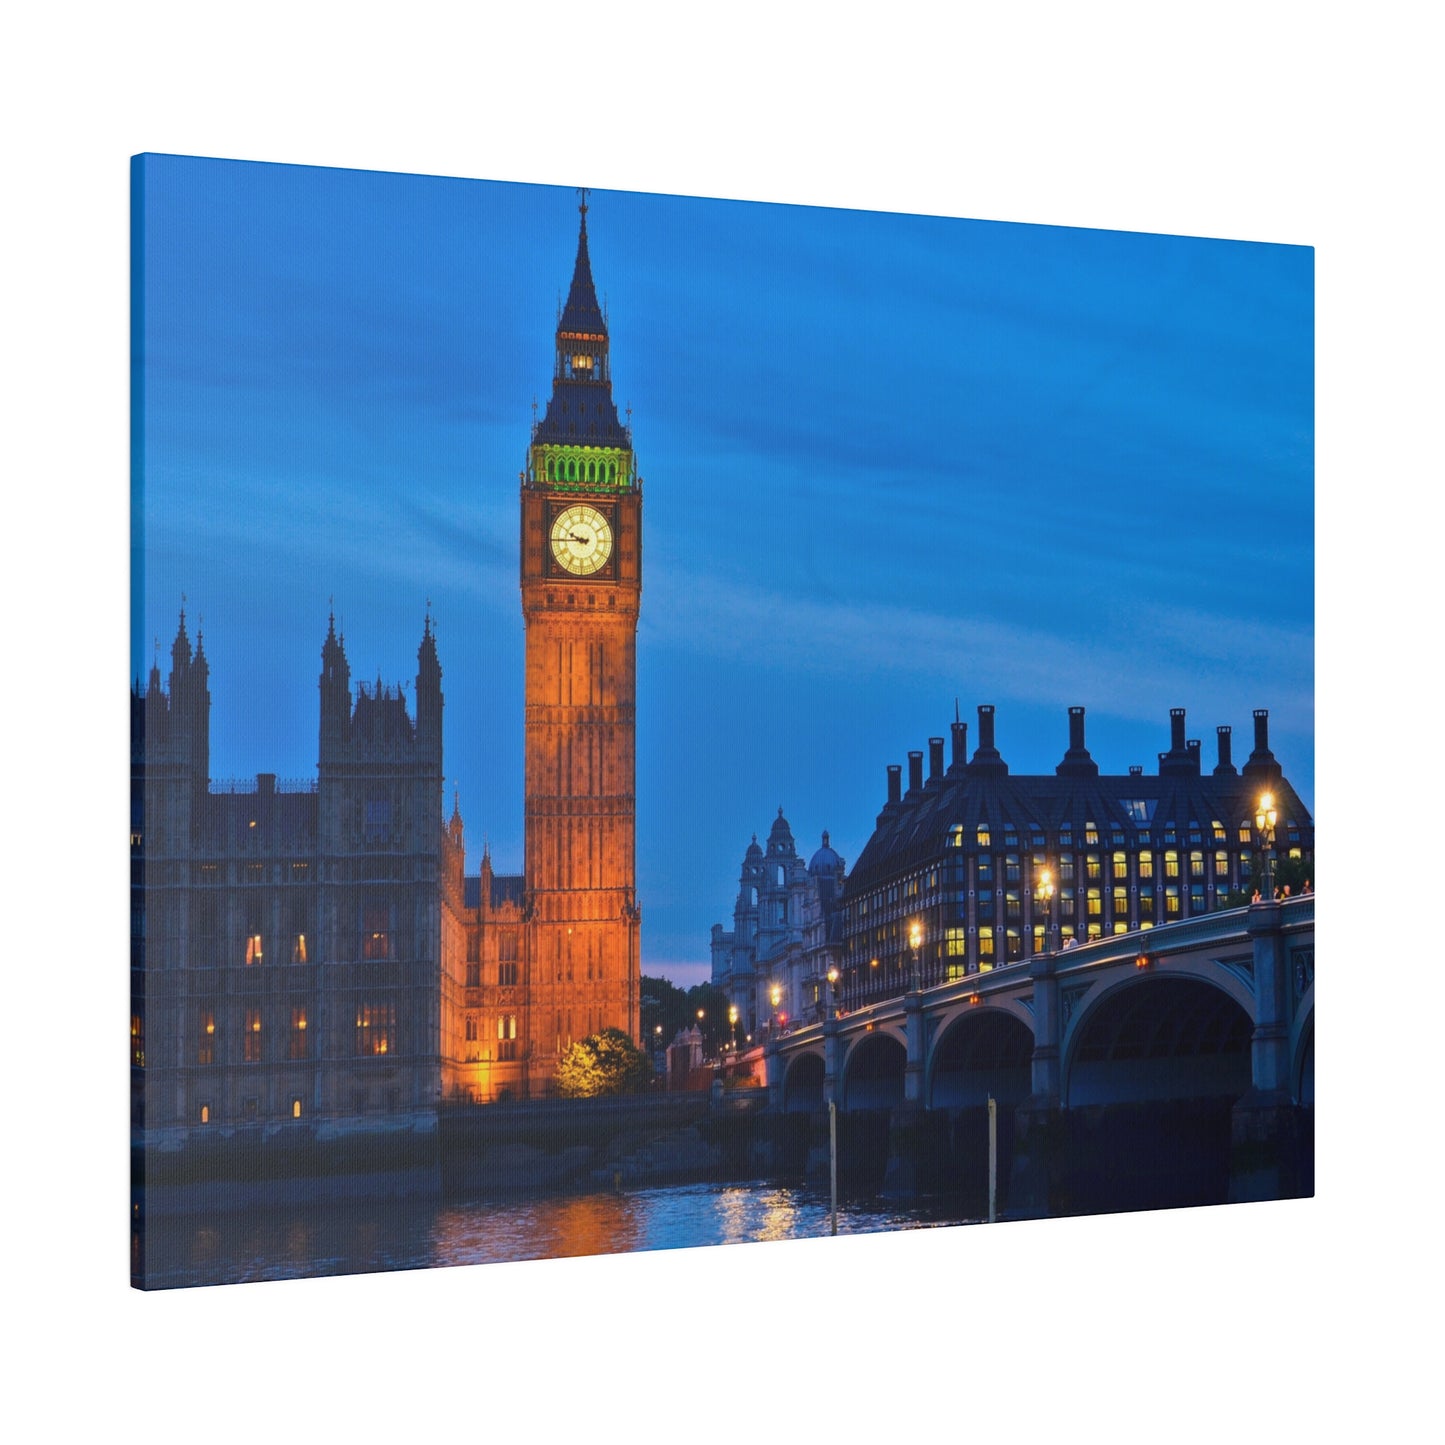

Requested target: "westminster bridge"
[{"left": 759, "top": 896, "right": 1314, "bottom": 1211}]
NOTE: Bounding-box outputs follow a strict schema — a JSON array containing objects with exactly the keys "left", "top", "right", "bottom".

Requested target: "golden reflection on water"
[{"left": 431, "top": 1190, "right": 644, "bottom": 1267}]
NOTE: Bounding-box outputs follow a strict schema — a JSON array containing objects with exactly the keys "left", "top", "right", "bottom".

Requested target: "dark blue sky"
[{"left": 134, "top": 154, "right": 1313, "bottom": 984}]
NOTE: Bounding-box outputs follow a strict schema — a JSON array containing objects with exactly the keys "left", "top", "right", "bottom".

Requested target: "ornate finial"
[{"left": 955, "top": 697, "right": 960, "bottom": 723}]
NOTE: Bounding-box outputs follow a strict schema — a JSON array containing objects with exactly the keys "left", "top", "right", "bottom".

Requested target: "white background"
[{"left": 5, "top": 3, "right": 1434, "bottom": 1438}]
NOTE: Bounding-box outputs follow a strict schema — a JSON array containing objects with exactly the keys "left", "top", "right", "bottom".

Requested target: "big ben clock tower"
[{"left": 521, "top": 193, "right": 642, "bottom": 1083}]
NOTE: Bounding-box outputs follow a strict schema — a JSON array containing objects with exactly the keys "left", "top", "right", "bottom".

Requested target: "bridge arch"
[
  {"left": 782, "top": 1049, "right": 825, "bottom": 1112},
  {"left": 841, "top": 1030, "right": 907, "bottom": 1112},
  {"left": 1063, "top": 974, "right": 1253, "bottom": 1108},
  {"left": 928, "top": 1008, "right": 1034, "bottom": 1109}
]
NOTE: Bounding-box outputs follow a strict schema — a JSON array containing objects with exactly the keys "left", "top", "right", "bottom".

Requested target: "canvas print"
[{"left": 130, "top": 155, "right": 1314, "bottom": 1290}]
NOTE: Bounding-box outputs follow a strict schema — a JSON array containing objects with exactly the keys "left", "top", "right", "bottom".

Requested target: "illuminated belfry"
[{"left": 518, "top": 192, "right": 643, "bottom": 1086}]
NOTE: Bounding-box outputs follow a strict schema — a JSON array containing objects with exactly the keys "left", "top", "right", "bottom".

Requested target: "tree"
[{"left": 552, "top": 1027, "right": 652, "bottom": 1099}]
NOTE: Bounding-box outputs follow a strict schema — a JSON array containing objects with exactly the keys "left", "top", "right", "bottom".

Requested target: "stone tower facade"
[{"left": 519, "top": 195, "right": 642, "bottom": 1082}]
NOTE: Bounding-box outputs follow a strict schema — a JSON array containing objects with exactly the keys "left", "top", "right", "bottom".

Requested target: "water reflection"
[{"left": 136, "top": 1182, "right": 976, "bottom": 1290}]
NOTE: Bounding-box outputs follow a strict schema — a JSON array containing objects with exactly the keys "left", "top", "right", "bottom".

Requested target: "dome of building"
[{"left": 808, "top": 830, "right": 843, "bottom": 876}]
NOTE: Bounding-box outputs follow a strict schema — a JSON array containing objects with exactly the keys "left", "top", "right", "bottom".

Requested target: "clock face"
[{"left": 549, "top": 503, "right": 614, "bottom": 576}]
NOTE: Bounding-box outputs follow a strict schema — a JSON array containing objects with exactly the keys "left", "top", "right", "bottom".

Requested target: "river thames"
[{"left": 135, "top": 1181, "right": 979, "bottom": 1290}]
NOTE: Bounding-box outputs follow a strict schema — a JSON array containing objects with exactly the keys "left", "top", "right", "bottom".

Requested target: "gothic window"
[
  {"left": 363, "top": 902, "right": 392, "bottom": 960},
  {"left": 465, "top": 1015, "right": 479, "bottom": 1042},
  {"left": 355, "top": 1003, "right": 395, "bottom": 1056},
  {"left": 197, "top": 1009, "right": 215, "bottom": 1066},
  {"left": 243, "top": 1008, "right": 262, "bottom": 1062},
  {"left": 289, "top": 1007, "right": 309, "bottom": 1060},
  {"left": 466, "top": 962, "right": 481, "bottom": 987},
  {"left": 497, "top": 1015, "right": 518, "bottom": 1062}
]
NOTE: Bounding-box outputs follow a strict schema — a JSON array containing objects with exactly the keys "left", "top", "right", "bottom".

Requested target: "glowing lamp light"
[
  {"left": 1135, "top": 951, "right": 1152, "bottom": 970},
  {"left": 968, "top": 993, "right": 981, "bottom": 1006},
  {"left": 908, "top": 920, "right": 922, "bottom": 951}
]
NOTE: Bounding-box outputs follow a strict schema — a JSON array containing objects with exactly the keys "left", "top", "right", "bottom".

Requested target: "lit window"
[
  {"left": 948, "top": 823, "right": 964, "bottom": 848},
  {"left": 1215, "top": 851, "right": 1230, "bottom": 879},
  {"left": 1238, "top": 820, "right": 1252, "bottom": 843},
  {"left": 1190, "top": 851, "right": 1205, "bottom": 880},
  {"left": 131, "top": 1013, "right": 145, "bottom": 1068},
  {"left": 945, "top": 926, "right": 966, "bottom": 956},
  {"left": 1165, "top": 886, "right": 1181, "bottom": 917},
  {"left": 291, "top": 1098, "right": 303, "bottom": 1119},
  {"left": 1112, "top": 852, "right": 1128, "bottom": 880},
  {"left": 355, "top": 1003, "right": 395, "bottom": 1056},
  {"left": 497, "top": 1014, "right": 518, "bottom": 1062},
  {"left": 292, "top": 931, "right": 308, "bottom": 964},
  {"left": 199, "top": 1103, "right": 211, "bottom": 1125},
  {"left": 1084, "top": 821, "right": 1099, "bottom": 845},
  {"left": 1086, "top": 854, "right": 1102, "bottom": 881},
  {"left": 976, "top": 822, "right": 991, "bottom": 848},
  {"left": 243, "top": 1008, "right": 262, "bottom": 1062},
  {"left": 1112, "top": 886, "right": 1128, "bottom": 919},
  {"left": 1165, "top": 851, "right": 1180, "bottom": 879},
  {"left": 1138, "top": 851, "right": 1154, "bottom": 880},
  {"left": 245, "top": 931, "right": 264, "bottom": 966},
  {"left": 197, "top": 1009, "right": 215, "bottom": 1066},
  {"left": 289, "top": 1007, "right": 308, "bottom": 1060},
  {"left": 1212, "top": 820, "right": 1226, "bottom": 842},
  {"left": 363, "top": 904, "right": 391, "bottom": 961},
  {"left": 1086, "top": 889, "right": 1102, "bottom": 917},
  {"left": 1113, "top": 921, "right": 1129, "bottom": 935}
]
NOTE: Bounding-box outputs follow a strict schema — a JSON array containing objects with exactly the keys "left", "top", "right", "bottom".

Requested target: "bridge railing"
[{"left": 832, "top": 895, "right": 1314, "bottom": 1012}]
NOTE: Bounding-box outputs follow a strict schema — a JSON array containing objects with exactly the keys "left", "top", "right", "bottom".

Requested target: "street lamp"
[
  {"left": 1036, "top": 865, "right": 1056, "bottom": 954},
  {"left": 769, "top": 982, "right": 781, "bottom": 1039},
  {"left": 1254, "top": 791, "right": 1278, "bottom": 901},
  {"left": 908, "top": 919, "right": 923, "bottom": 991},
  {"left": 826, "top": 965, "right": 839, "bottom": 1020},
  {"left": 728, "top": 1004, "right": 738, "bottom": 1052}
]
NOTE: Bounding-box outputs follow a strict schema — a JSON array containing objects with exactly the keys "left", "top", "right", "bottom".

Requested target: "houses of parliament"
[{"left": 131, "top": 197, "right": 642, "bottom": 1135}]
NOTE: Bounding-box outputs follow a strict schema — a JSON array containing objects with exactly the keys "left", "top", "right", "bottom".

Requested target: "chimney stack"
[
  {"left": 1214, "top": 725, "right": 1236, "bottom": 775},
  {"left": 950, "top": 718, "right": 968, "bottom": 770},
  {"left": 907, "top": 751, "right": 924, "bottom": 794},
  {"left": 887, "top": 764, "right": 901, "bottom": 807},
  {"left": 928, "top": 737, "right": 945, "bottom": 782}
]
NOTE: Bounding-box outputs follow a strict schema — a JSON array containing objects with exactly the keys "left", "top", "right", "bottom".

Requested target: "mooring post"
[
  {"left": 988, "top": 1096, "right": 997, "bottom": 1223},
  {"left": 829, "top": 1099, "right": 838, "bottom": 1236}
]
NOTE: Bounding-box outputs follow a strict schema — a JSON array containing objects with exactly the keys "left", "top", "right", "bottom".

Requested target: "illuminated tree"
[{"left": 553, "top": 1027, "right": 652, "bottom": 1098}]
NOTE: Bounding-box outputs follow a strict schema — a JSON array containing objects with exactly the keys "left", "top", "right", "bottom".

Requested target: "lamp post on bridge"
[
  {"left": 908, "top": 919, "right": 923, "bottom": 992},
  {"left": 1254, "top": 791, "right": 1278, "bottom": 901},
  {"left": 1036, "top": 865, "right": 1056, "bottom": 954},
  {"left": 728, "top": 1003, "right": 738, "bottom": 1053}
]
